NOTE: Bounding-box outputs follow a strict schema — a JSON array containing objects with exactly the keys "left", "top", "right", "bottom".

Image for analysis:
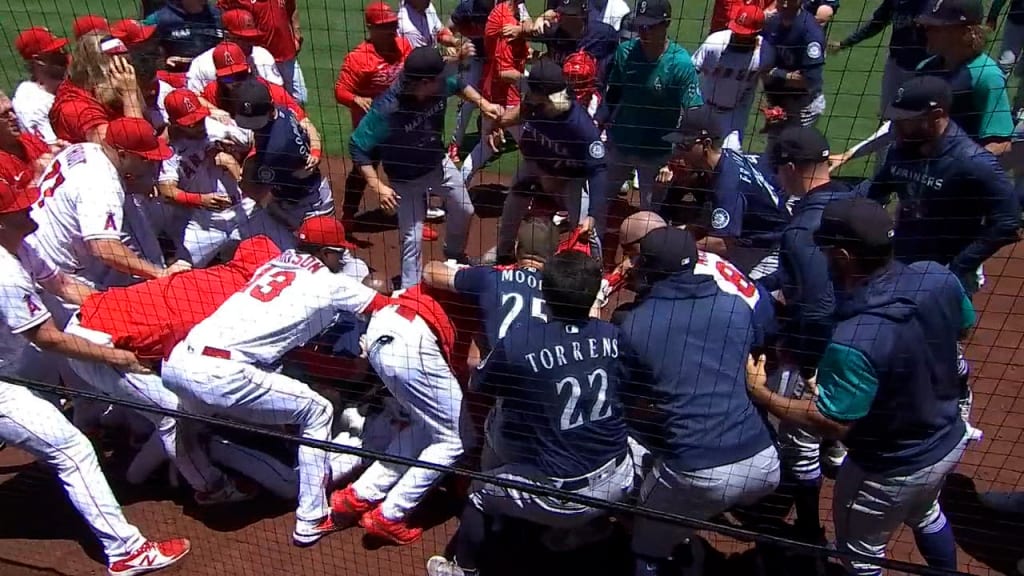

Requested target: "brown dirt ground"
[{"left": 1, "top": 156, "right": 1023, "bottom": 576}]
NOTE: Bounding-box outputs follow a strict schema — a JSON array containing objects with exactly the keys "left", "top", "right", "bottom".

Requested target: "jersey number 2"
[
  {"left": 248, "top": 270, "right": 297, "bottom": 302},
  {"left": 497, "top": 293, "right": 548, "bottom": 339},
  {"left": 36, "top": 160, "right": 66, "bottom": 209},
  {"left": 556, "top": 368, "right": 611, "bottom": 431}
]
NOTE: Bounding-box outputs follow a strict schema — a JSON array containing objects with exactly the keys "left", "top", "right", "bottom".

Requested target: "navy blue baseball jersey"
[
  {"left": 760, "top": 10, "right": 826, "bottom": 105},
  {"left": 453, "top": 264, "right": 546, "bottom": 349},
  {"left": 856, "top": 122, "right": 1020, "bottom": 287},
  {"left": 519, "top": 101, "right": 609, "bottom": 220},
  {"left": 251, "top": 107, "right": 320, "bottom": 201},
  {"left": 708, "top": 149, "right": 790, "bottom": 248},
  {"left": 840, "top": 0, "right": 930, "bottom": 71},
  {"left": 450, "top": 0, "right": 490, "bottom": 58},
  {"left": 472, "top": 316, "right": 632, "bottom": 478}
]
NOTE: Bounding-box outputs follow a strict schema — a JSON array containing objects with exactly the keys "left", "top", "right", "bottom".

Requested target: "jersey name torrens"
[{"left": 525, "top": 337, "right": 619, "bottom": 373}]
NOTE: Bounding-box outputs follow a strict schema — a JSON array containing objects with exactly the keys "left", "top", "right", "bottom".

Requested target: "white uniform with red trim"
[
  {"left": 337, "top": 285, "right": 465, "bottom": 522},
  {"left": 692, "top": 30, "right": 763, "bottom": 152},
  {"left": 161, "top": 249, "right": 389, "bottom": 536},
  {"left": 0, "top": 242, "right": 149, "bottom": 563},
  {"left": 12, "top": 80, "right": 58, "bottom": 144}
]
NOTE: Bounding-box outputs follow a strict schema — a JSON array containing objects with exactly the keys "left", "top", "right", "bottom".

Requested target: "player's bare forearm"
[
  {"left": 750, "top": 387, "right": 849, "bottom": 440},
  {"left": 41, "top": 272, "right": 97, "bottom": 306},
  {"left": 499, "top": 69, "right": 523, "bottom": 85},
  {"left": 88, "top": 238, "right": 165, "bottom": 280},
  {"left": 698, "top": 235, "right": 731, "bottom": 256},
  {"left": 458, "top": 85, "right": 486, "bottom": 107},
  {"left": 359, "top": 163, "right": 382, "bottom": 189},
  {"left": 495, "top": 105, "right": 521, "bottom": 129},
  {"left": 300, "top": 118, "right": 322, "bottom": 155},
  {"left": 422, "top": 260, "right": 458, "bottom": 292},
  {"left": 984, "top": 140, "right": 1012, "bottom": 156}
]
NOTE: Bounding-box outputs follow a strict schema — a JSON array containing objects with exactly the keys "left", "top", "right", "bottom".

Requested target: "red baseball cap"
[
  {"left": 110, "top": 19, "right": 157, "bottom": 48},
  {"left": 105, "top": 117, "right": 173, "bottom": 161},
  {"left": 213, "top": 42, "right": 250, "bottom": 77},
  {"left": 164, "top": 89, "right": 211, "bottom": 127},
  {"left": 365, "top": 2, "right": 399, "bottom": 26},
  {"left": 729, "top": 4, "right": 766, "bottom": 35},
  {"left": 14, "top": 27, "right": 69, "bottom": 60},
  {"left": 71, "top": 14, "right": 109, "bottom": 39},
  {"left": 0, "top": 178, "right": 40, "bottom": 215},
  {"left": 222, "top": 9, "right": 262, "bottom": 39},
  {"left": 296, "top": 216, "right": 356, "bottom": 250}
]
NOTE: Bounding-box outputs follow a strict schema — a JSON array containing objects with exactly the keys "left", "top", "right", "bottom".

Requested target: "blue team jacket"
[
  {"left": 151, "top": 1, "right": 224, "bottom": 59},
  {"left": 616, "top": 272, "right": 775, "bottom": 472}
]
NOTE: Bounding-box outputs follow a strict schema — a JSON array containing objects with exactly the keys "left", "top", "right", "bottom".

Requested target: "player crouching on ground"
[
  {"left": 0, "top": 178, "right": 191, "bottom": 576},
  {"left": 161, "top": 215, "right": 392, "bottom": 547},
  {"left": 426, "top": 251, "right": 635, "bottom": 576},
  {"left": 330, "top": 282, "right": 465, "bottom": 546},
  {"left": 746, "top": 198, "right": 972, "bottom": 576}
]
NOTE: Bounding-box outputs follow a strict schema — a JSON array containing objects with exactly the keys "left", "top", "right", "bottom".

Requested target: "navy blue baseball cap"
[
  {"left": 773, "top": 125, "right": 831, "bottom": 163},
  {"left": 557, "top": 0, "right": 588, "bottom": 16},
  {"left": 663, "top": 105, "right": 723, "bottom": 145},
  {"left": 814, "top": 197, "right": 895, "bottom": 254},
  {"left": 634, "top": 0, "right": 672, "bottom": 26},
  {"left": 917, "top": 0, "right": 983, "bottom": 26},
  {"left": 884, "top": 76, "right": 952, "bottom": 120},
  {"left": 226, "top": 77, "right": 273, "bottom": 130},
  {"left": 404, "top": 46, "right": 446, "bottom": 80},
  {"left": 637, "top": 226, "right": 698, "bottom": 277}
]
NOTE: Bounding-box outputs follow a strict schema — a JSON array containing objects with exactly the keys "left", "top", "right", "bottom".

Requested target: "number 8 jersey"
[{"left": 181, "top": 249, "right": 389, "bottom": 365}]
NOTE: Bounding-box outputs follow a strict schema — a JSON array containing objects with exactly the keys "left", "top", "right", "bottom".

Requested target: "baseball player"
[
  {"left": 692, "top": 5, "right": 766, "bottom": 151},
  {"left": 489, "top": 60, "right": 609, "bottom": 262},
  {"left": 162, "top": 215, "right": 392, "bottom": 546},
  {"left": 349, "top": 47, "right": 499, "bottom": 287},
  {"left": 186, "top": 9, "right": 284, "bottom": 93},
  {"left": 759, "top": 0, "right": 827, "bottom": 165},
  {"left": 330, "top": 283, "right": 464, "bottom": 546},
  {"left": 989, "top": 0, "right": 1024, "bottom": 116},
  {"left": 12, "top": 27, "right": 69, "bottom": 145},
  {"left": 662, "top": 106, "right": 790, "bottom": 279},
  {"left": 747, "top": 198, "right": 971, "bottom": 576},
  {"left": 425, "top": 250, "right": 635, "bottom": 576},
  {"left": 0, "top": 178, "right": 192, "bottom": 576},
  {"left": 598, "top": 0, "right": 704, "bottom": 213},
  {"left": 448, "top": 0, "right": 493, "bottom": 161},
  {"left": 617, "top": 227, "right": 779, "bottom": 576},
  {"left": 143, "top": 0, "right": 225, "bottom": 74},
  {"left": 216, "top": 0, "right": 307, "bottom": 104},
  {"left": 0, "top": 92, "right": 53, "bottom": 185}
]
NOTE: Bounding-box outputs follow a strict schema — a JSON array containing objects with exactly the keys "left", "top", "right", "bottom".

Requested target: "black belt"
[
  {"left": 555, "top": 452, "right": 627, "bottom": 491},
  {"left": 708, "top": 103, "right": 735, "bottom": 112}
]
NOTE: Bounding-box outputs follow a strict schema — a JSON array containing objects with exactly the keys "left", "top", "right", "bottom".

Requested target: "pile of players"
[{"left": 0, "top": 0, "right": 1022, "bottom": 575}]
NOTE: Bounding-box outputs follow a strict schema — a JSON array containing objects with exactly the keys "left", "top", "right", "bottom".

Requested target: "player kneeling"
[{"left": 427, "top": 251, "right": 635, "bottom": 576}]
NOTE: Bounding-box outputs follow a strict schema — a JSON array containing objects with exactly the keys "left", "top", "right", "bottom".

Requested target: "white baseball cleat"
[
  {"left": 426, "top": 206, "right": 447, "bottom": 221},
  {"left": 107, "top": 538, "right": 191, "bottom": 576},
  {"left": 427, "top": 556, "right": 468, "bottom": 576}
]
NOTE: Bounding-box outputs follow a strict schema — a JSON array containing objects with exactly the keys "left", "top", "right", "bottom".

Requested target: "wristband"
[
  {"left": 311, "top": 149, "right": 322, "bottom": 159},
  {"left": 174, "top": 190, "right": 204, "bottom": 207}
]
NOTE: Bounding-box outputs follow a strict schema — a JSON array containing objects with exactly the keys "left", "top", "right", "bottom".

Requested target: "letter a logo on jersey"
[{"left": 103, "top": 211, "right": 118, "bottom": 231}]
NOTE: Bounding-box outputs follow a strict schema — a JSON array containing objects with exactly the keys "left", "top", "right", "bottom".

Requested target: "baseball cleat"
[
  {"left": 107, "top": 538, "right": 191, "bottom": 576},
  {"left": 194, "top": 477, "right": 259, "bottom": 507},
  {"left": 292, "top": 515, "right": 342, "bottom": 547},
  {"left": 330, "top": 485, "right": 375, "bottom": 526},
  {"left": 359, "top": 507, "right": 422, "bottom": 545},
  {"left": 427, "top": 555, "right": 470, "bottom": 576},
  {"left": 823, "top": 442, "right": 848, "bottom": 469},
  {"left": 426, "top": 206, "right": 447, "bottom": 222},
  {"left": 447, "top": 142, "right": 460, "bottom": 163}
]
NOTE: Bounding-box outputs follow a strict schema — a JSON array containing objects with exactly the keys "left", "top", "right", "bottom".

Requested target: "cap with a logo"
[
  {"left": 15, "top": 27, "right": 68, "bottom": 60},
  {"left": 637, "top": 226, "right": 698, "bottom": 277},
  {"left": 296, "top": 216, "right": 356, "bottom": 250},
  {"left": 226, "top": 78, "right": 274, "bottom": 130},
  {"left": 404, "top": 46, "right": 446, "bottom": 80},
  {"left": 222, "top": 9, "right": 263, "bottom": 38},
  {"left": 104, "top": 117, "right": 173, "bottom": 161},
  {"left": 557, "top": 0, "right": 588, "bottom": 17},
  {"left": 110, "top": 19, "right": 157, "bottom": 48},
  {"left": 165, "top": 89, "right": 211, "bottom": 127},
  {"left": 214, "top": 42, "right": 251, "bottom": 77},
  {"left": 814, "top": 197, "right": 895, "bottom": 254},
  {"left": 72, "top": 14, "right": 109, "bottom": 39},
  {"left": 365, "top": 2, "right": 400, "bottom": 26},
  {"left": 773, "top": 125, "right": 831, "bottom": 163},
  {"left": 729, "top": 4, "right": 766, "bottom": 35},
  {"left": 0, "top": 179, "right": 40, "bottom": 215},
  {"left": 662, "top": 105, "right": 723, "bottom": 145},
  {"left": 634, "top": 0, "right": 672, "bottom": 27},
  {"left": 884, "top": 75, "right": 952, "bottom": 120},
  {"left": 916, "top": 0, "right": 983, "bottom": 26},
  {"left": 528, "top": 58, "right": 569, "bottom": 96}
]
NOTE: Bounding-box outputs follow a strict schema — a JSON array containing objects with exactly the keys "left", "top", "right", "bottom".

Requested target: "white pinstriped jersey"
[
  {"left": 693, "top": 30, "right": 763, "bottom": 111},
  {"left": 12, "top": 81, "right": 57, "bottom": 144},
  {"left": 0, "top": 242, "right": 57, "bottom": 377},
  {"left": 183, "top": 250, "right": 380, "bottom": 365}
]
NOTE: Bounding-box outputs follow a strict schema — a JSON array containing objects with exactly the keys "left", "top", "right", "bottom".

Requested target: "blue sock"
[
  {"left": 792, "top": 475, "right": 823, "bottom": 541},
  {"left": 634, "top": 555, "right": 663, "bottom": 576},
  {"left": 913, "top": 512, "right": 957, "bottom": 570}
]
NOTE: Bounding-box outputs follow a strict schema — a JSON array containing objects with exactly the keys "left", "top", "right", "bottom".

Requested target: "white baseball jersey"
[
  {"left": 693, "top": 30, "right": 762, "bottom": 111},
  {"left": 0, "top": 242, "right": 57, "bottom": 377},
  {"left": 146, "top": 80, "right": 174, "bottom": 135},
  {"left": 694, "top": 250, "right": 761, "bottom": 310},
  {"left": 30, "top": 143, "right": 161, "bottom": 288},
  {"left": 12, "top": 81, "right": 57, "bottom": 144},
  {"left": 185, "top": 45, "right": 284, "bottom": 94},
  {"left": 399, "top": 1, "right": 445, "bottom": 48},
  {"left": 598, "top": 0, "right": 631, "bottom": 30},
  {"left": 183, "top": 249, "right": 382, "bottom": 365}
]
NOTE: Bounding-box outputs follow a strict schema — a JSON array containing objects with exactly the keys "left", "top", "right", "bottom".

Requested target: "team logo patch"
[
  {"left": 711, "top": 208, "right": 731, "bottom": 230},
  {"left": 257, "top": 166, "right": 276, "bottom": 182},
  {"left": 588, "top": 141, "right": 606, "bottom": 159},
  {"left": 806, "top": 42, "right": 822, "bottom": 59}
]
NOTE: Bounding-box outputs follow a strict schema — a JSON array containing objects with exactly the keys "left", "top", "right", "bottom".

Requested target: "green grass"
[{"left": 0, "top": 0, "right": 952, "bottom": 178}]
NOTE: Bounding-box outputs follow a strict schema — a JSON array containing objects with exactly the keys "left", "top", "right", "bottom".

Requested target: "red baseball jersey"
[
  {"left": 392, "top": 284, "right": 463, "bottom": 371},
  {"left": 482, "top": 1, "right": 529, "bottom": 107},
  {"left": 0, "top": 132, "right": 49, "bottom": 184},
  {"left": 334, "top": 37, "right": 413, "bottom": 127},
  {"left": 78, "top": 235, "right": 281, "bottom": 360},
  {"left": 49, "top": 81, "right": 116, "bottom": 143},
  {"left": 202, "top": 76, "right": 307, "bottom": 121},
  {"left": 157, "top": 70, "right": 188, "bottom": 89},
  {"left": 217, "top": 0, "right": 298, "bottom": 62}
]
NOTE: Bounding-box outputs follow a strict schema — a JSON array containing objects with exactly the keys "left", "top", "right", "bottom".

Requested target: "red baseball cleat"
[
  {"left": 292, "top": 515, "right": 342, "bottom": 547},
  {"left": 447, "top": 142, "right": 460, "bottom": 163},
  {"left": 330, "top": 485, "right": 375, "bottom": 526},
  {"left": 108, "top": 538, "right": 191, "bottom": 576},
  {"left": 359, "top": 506, "right": 423, "bottom": 545},
  {"left": 423, "top": 224, "right": 439, "bottom": 241}
]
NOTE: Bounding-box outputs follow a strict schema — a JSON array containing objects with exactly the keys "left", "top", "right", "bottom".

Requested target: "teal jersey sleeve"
[
  {"left": 969, "top": 56, "right": 1015, "bottom": 139},
  {"left": 673, "top": 51, "right": 704, "bottom": 109},
  {"left": 959, "top": 285, "right": 977, "bottom": 331},
  {"left": 445, "top": 74, "right": 466, "bottom": 97},
  {"left": 142, "top": 13, "right": 158, "bottom": 26},
  {"left": 815, "top": 343, "right": 879, "bottom": 421},
  {"left": 348, "top": 98, "right": 393, "bottom": 165}
]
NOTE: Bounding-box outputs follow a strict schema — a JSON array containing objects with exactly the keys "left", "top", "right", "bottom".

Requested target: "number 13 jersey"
[{"left": 182, "top": 249, "right": 388, "bottom": 365}]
